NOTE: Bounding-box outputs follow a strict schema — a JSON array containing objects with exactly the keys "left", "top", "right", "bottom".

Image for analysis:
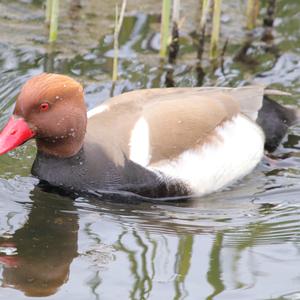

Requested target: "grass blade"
[
  {"left": 160, "top": 0, "right": 172, "bottom": 59},
  {"left": 112, "top": 0, "right": 127, "bottom": 84},
  {"left": 209, "top": 0, "right": 222, "bottom": 61},
  {"left": 48, "top": 0, "right": 59, "bottom": 43}
]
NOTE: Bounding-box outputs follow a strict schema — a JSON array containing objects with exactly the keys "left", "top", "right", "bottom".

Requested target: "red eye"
[{"left": 39, "top": 103, "right": 49, "bottom": 112}]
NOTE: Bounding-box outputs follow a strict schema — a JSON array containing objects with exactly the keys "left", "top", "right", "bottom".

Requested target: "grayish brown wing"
[{"left": 86, "top": 86, "right": 267, "bottom": 165}]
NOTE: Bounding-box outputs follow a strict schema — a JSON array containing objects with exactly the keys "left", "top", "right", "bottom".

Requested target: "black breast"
[{"left": 31, "top": 142, "right": 190, "bottom": 199}]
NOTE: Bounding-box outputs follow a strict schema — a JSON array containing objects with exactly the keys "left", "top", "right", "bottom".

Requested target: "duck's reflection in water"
[
  {"left": 1, "top": 182, "right": 300, "bottom": 299},
  {"left": 0, "top": 186, "right": 79, "bottom": 297}
]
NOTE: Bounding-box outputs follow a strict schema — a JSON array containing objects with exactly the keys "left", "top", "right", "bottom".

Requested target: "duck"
[{"left": 0, "top": 73, "right": 298, "bottom": 199}]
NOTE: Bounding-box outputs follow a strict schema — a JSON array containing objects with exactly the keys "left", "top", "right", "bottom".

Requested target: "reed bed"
[{"left": 42, "top": 0, "right": 278, "bottom": 86}]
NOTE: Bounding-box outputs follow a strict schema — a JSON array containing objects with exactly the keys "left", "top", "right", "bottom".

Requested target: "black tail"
[{"left": 257, "top": 96, "right": 299, "bottom": 152}]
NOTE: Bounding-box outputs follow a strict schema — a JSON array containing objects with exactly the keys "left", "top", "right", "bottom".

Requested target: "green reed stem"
[
  {"left": 209, "top": 0, "right": 221, "bottom": 61},
  {"left": 48, "top": 0, "right": 59, "bottom": 43},
  {"left": 160, "top": 0, "right": 171, "bottom": 59},
  {"left": 45, "top": 0, "right": 53, "bottom": 25},
  {"left": 246, "top": 0, "right": 260, "bottom": 30},
  {"left": 200, "top": 0, "right": 211, "bottom": 31},
  {"left": 112, "top": 0, "right": 127, "bottom": 83}
]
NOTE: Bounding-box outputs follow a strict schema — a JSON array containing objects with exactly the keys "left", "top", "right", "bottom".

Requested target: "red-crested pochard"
[{"left": 0, "top": 73, "right": 298, "bottom": 199}]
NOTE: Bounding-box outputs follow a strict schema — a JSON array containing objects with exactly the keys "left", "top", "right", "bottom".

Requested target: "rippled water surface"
[{"left": 0, "top": 0, "right": 300, "bottom": 299}]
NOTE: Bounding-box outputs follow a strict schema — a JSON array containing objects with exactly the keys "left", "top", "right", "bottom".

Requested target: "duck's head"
[{"left": 0, "top": 73, "right": 87, "bottom": 158}]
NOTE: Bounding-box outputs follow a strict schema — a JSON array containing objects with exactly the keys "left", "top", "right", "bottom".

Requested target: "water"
[{"left": 0, "top": 0, "right": 300, "bottom": 299}]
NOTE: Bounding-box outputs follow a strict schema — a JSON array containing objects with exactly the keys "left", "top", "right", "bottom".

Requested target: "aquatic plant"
[
  {"left": 168, "top": 0, "right": 180, "bottom": 64},
  {"left": 262, "top": 0, "right": 276, "bottom": 42},
  {"left": 45, "top": 0, "right": 52, "bottom": 25},
  {"left": 246, "top": 0, "right": 260, "bottom": 30},
  {"left": 160, "top": 0, "right": 172, "bottom": 59},
  {"left": 200, "top": 0, "right": 211, "bottom": 33},
  {"left": 112, "top": 0, "right": 127, "bottom": 85},
  {"left": 195, "top": 0, "right": 211, "bottom": 85},
  {"left": 209, "top": 0, "right": 222, "bottom": 61},
  {"left": 47, "top": 0, "right": 60, "bottom": 43}
]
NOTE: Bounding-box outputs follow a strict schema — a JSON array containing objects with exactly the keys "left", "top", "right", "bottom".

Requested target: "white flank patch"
[
  {"left": 87, "top": 105, "right": 109, "bottom": 118},
  {"left": 129, "top": 117, "right": 151, "bottom": 167},
  {"left": 150, "top": 114, "right": 265, "bottom": 196}
]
